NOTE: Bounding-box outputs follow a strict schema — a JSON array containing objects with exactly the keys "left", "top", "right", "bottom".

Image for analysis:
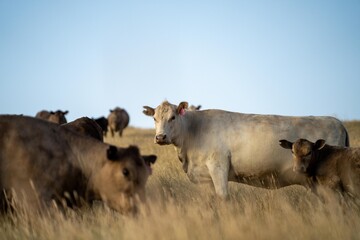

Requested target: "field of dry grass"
[{"left": 1, "top": 121, "right": 360, "bottom": 240}]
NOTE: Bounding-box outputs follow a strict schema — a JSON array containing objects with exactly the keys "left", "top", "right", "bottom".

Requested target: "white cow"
[{"left": 143, "top": 101, "right": 349, "bottom": 199}]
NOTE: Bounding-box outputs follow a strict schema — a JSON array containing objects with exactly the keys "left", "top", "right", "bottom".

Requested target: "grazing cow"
[
  {"left": 143, "top": 101, "right": 349, "bottom": 199},
  {"left": 188, "top": 105, "right": 201, "bottom": 111},
  {"left": 62, "top": 117, "right": 104, "bottom": 141},
  {"left": 107, "top": 107, "right": 130, "bottom": 137},
  {"left": 36, "top": 110, "right": 69, "bottom": 124},
  {"left": 0, "top": 115, "right": 157, "bottom": 214},
  {"left": 279, "top": 138, "right": 360, "bottom": 200},
  {"left": 93, "top": 116, "right": 109, "bottom": 136}
]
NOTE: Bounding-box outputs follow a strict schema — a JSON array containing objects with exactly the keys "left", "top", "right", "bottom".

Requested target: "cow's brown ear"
[
  {"left": 177, "top": 102, "right": 188, "bottom": 116},
  {"left": 107, "top": 145, "right": 118, "bottom": 160},
  {"left": 143, "top": 106, "right": 155, "bottom": 116},
  {"left": 143, "top": 155, "right": 157, "bottom": 165},
  {"left": 279, "top": 140, "right": 293, "bottom": 149},
  {"left": 314, "top": 139, "right": 326, "bottom": 150}
]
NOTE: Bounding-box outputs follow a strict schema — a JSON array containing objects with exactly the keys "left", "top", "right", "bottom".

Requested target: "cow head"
[
  {"left": 279, "top": 138, "right": 326, "bottom": 173},
  {"left": 143, "top": 101, "right": 188, "bottom": 145},
  {"left": 49, "top": 110, "right": 69, "bottom": 124},
  {"left": 94, "top": 145, "right": 157, "bottom": 214}
]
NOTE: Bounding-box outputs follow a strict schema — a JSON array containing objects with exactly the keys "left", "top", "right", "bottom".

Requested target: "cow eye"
[
  {"left": 153, "top": 117, "right": 157, "bottom": 123},
  {"left": 169, "top": 116, "right": 175, "bottom": 122},
  {"left": 122, "top": 168, "right": 130, "bottom": 177}
]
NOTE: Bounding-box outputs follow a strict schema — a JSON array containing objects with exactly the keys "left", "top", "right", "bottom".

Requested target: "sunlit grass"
[{"left": 1, "top": 122, "right": 360, "bottom": 239}]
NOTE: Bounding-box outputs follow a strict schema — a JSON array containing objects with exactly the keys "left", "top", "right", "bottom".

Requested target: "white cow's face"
[{"left": 143, "top": 101, "right": 188, "bottom": 145}]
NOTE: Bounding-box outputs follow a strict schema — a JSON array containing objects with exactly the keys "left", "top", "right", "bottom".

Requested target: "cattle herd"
[{"left": 0, "top": 101, "right": 359, "bottom": 216}]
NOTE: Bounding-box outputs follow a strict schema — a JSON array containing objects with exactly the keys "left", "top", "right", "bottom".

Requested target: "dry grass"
[{"left": 2, "top": 122, "right": 360, "bottom": 240}]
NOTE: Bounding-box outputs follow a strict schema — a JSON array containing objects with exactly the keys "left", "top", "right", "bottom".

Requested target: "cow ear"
[
  {"left": 143, "top": 155, "right": 157, "bottom": 165},
  {"left": 143, "top": 106, "right": 155, "bottom": 116},
  {"left": 314, "top": 139, "right": 326, "bottom": 150},
  {"left": 279, "top": 140, "right": 293, "bottom": 149},
  {"left": 177, "top": 102, "right": 188, "bottom": 116},
  {"left": 64, "top": 110, "right": 69, "bottom": 115},
  {"left": 196, "top": 105, "right": 201, "bottom": 110},
  {"left": 107, "top": 145, "right": 118, "bottom": 160}
]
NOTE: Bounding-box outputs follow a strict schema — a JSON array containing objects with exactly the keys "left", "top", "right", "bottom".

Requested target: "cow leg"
[{"left": 206, "top": 153, "right": 230, "bottom": 200}]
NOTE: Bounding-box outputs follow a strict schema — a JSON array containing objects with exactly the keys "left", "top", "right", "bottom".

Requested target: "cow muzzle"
[
  {"left": 155, "top": 134, "right": 168, "bottom": 145},
  {"left": 293, "top": 164, "right": 307, "bottom": 173}
]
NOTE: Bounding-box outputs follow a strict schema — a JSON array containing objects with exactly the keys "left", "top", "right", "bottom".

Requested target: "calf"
[
  {"left": 0, "top": 115, "right": 156, "bottom": 214},
  {"left": 279, "top": 138, "right": 360, "bottom": 200}
]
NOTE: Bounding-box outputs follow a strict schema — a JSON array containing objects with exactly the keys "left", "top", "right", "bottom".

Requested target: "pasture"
[{"left": 1, "top": 121, "right": 360, "bottom": 239}]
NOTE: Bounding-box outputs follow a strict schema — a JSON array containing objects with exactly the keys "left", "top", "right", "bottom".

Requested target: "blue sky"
[{"left": 0, "top": 1, "right": 359, "bottom": 128}]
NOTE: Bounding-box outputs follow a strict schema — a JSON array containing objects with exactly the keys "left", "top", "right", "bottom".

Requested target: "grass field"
[{"left": 1, "top": 121, "right": 360, "bottom": 240}]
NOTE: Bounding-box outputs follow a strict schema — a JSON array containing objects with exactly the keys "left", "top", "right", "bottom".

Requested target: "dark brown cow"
[
  {"left": 107, "top": 107, "right": 129, "bottom": 137},
  {"left": 93, "top": 116, "right": 109, "bottom": 136},
  {"left": 62, "top": 117, "right": 104, "bottom": 141},
  {"left": 0, "top": 115, "right": 156, "bottom": 214},
  {"left": 36, "top": 110, "right": 69, "bottom": 124},
  {"left": 279, "top": 138, "right": 360, "bottom": 201}
]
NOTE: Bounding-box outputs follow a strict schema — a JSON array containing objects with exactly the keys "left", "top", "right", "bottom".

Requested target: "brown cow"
[
  {"left": 0, "top": 115, "right": 156, "bottom": 214},
  {"left": 107, "top": 107, "right": 129, "bottom": 137},
  {"left": 279, "top": 138, "right": 360, "bottom": 201},
  {"left": 36, "top": 110, "right": 69, "bottom": 124},
  {"left": 93, "top": 116, "right": 109, "bottom": 136},
  {"left": 62, "top": 117, "right": 104, "bottom": 141}
]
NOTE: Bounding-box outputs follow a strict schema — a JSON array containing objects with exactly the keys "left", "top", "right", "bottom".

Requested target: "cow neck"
[
  {"left": 172, "top": 113, "right": 188, "bottom": 148},
  {"left": 173, "top": 111, "right": 200, "bottom": 148},
  {"left": 307, "top": 145, "right": 331, "bottom": 177}
]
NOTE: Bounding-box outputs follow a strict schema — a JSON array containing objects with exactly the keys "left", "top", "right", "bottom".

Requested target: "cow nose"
[
  {"left": 293, "top": 165, "right": 306, "bottom": 173},
  {"left": 156, "top": 134, "right": 166, "bottom": 141}
]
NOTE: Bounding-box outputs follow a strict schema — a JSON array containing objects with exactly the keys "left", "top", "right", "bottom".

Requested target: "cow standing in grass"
[
  {"left": 279, "top": 138, "right": 360, "bottom": 202},
  {"left": 0, "top": 115, "right": 156, "bottom": 214},
  {"left": 108, "top": 107, "right": 129, "bottom": 137},
  {"left": 143, "top": 100, "right": 349, "bottom": 199}
]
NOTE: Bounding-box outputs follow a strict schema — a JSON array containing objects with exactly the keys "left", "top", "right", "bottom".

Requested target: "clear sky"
[{"left": 0, "top": 1, "right": 359, "bottom": 128}]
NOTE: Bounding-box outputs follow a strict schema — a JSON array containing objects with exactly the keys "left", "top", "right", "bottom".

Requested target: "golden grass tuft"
[{"left": 1, "top": 122, "right": 360, "bottom": 239}]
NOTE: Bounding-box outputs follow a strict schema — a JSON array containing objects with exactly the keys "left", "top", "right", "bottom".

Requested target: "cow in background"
[
  {"left": 36, "top": 110, "right": 68, "bottom": 124},
  {"left": 187, "top": 105, "right": 201, "bottom": 111},
  {"left": 107, "top": 107, "right": 129, "bottom": 137},
  {"left": 93, "top": 116, "right": 109, "bottom": 136}
]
